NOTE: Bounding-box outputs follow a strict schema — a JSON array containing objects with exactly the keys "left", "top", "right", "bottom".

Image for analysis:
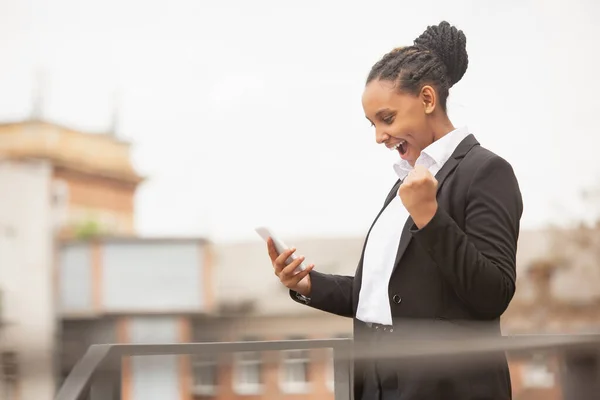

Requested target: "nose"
[{"left": 375, "top": 128, "right": 388, "bottom": 144}]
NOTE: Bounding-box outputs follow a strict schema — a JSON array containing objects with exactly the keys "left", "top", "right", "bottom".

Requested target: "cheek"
[
  {"left": 403, "top": 117, "right": 428, "bottom": 141},
  {"left": 391, "top": 117, "right": 421, "bottom": 139},
  {"left": 390, "top": 124, "right": 412, "bottom": 138}
]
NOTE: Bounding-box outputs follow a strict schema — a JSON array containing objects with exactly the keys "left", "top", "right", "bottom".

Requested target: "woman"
[{"left": 267, "top": 21, "right": 522, "bottom": 400}]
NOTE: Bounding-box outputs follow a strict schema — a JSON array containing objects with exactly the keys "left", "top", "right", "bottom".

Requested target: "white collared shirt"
[{"left": 356, "top": 126, "right": 470, "bottom": 326}]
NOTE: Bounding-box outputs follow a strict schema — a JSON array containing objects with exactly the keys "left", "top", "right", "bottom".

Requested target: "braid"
[
  {"left": 414, "top": 21, "right": 468, "bottom": 86},
  {"left": 366, "top": 21, "right": 468, "bottom": 111}
]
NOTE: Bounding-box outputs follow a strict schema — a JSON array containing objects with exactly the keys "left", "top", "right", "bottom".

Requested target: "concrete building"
[{"left": 0, "top": 159, "right": 56, "bottom": 400}]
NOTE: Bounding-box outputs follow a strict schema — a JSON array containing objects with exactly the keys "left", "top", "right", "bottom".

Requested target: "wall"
[
  {"left": 102, "top": 242, "right": 204, "bottom": 312},
  {"left": 214, "top": 237, "right": 365, "bottom": 316},
  {"left": 0, "top": 160, "right": 56, "bottom": 400},
  {"left": 59, "top": 239, "right": 210, "bottom": 316},
  {"left": 0, "top": 122, "right": 138, "bottom": 183},
  {"left": 54, "top": 167, "right": 136, "bottom": 236}
]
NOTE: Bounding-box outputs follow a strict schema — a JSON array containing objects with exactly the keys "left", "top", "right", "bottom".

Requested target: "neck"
[
  {"left": 409, "top": 114, "right": 456, "bottom": 167},
  {"left": 432, "top": 114, "right": 456, "bottom": 142}
]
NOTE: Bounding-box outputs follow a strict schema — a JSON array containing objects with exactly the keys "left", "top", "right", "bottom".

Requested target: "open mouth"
[{"left": 390, "top": 140, "right": 408, "bottom": 155}]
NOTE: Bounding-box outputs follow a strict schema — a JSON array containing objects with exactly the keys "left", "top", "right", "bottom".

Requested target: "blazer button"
[{"left": 392, "top": 295, "right": 402, "bottom": 304}]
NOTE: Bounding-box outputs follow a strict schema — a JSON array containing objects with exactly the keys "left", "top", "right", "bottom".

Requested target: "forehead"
[{"left": 362, "top": 80, "right": 410, "bottom": 114}]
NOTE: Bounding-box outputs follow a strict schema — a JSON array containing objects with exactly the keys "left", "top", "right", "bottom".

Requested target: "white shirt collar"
[{"left": 393, "top": 126, "right": 470, "bottom": 180}]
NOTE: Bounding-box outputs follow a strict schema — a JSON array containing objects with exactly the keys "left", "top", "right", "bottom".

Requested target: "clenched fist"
[{"left": 398, "top": 165, "right": 438, "bottom": 229}]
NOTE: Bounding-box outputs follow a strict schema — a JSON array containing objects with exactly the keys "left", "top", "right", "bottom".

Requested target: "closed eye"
[
  {"left": 375, "top": 109, "right": 396, "bottom": 125},
  {"left": 382, "top": 115, "right": 395, "bottom": 125}
]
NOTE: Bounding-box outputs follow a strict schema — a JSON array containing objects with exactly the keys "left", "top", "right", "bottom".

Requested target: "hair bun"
[{"left": 413, "top": 21, "right": 468, "bottom": 87}]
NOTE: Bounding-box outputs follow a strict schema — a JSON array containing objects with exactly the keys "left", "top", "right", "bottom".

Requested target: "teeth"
[{"left": 391, "top": 140, "right": 406, "bottom": 151}]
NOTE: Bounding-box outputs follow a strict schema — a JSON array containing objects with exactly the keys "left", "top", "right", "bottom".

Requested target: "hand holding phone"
[
  {"left": 256, "top": 226, "right": 313, "bottom": 297},
  {"left": 255, "top": 227, "right": 307, "bottom": 274}
]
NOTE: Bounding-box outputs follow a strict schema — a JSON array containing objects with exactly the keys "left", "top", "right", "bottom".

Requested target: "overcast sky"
[{"left": 1, "top": 0, "right": 599, "bottom": 242}]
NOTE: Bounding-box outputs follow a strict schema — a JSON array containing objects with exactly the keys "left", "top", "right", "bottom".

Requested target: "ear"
[{"left": 420, "top": 85, "right": 437, "bottom": 115}]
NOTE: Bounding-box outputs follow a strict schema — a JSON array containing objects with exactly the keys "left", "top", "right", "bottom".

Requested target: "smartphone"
[{"left": 255, "top": 226, "right": 307, "bottom": 274}]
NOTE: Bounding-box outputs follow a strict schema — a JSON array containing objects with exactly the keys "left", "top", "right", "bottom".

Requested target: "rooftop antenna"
[
  {"left": 107, "top": 88, "right": 121, "bottom": 139},
  {"left": 30, "top": 68, "right": 46, "bottom": 122}
]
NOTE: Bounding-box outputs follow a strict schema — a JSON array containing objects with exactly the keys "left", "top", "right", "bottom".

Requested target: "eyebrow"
[
  {"left": 365, "top": 108, "right": 395, "bottom": 123},
  {"left": 375, "top": 109, "right": 394, "bottom": 117}
]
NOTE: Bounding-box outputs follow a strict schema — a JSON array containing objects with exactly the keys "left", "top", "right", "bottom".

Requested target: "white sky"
[{"left": 0, "top": 0, "right": 599, "bottom": 242}]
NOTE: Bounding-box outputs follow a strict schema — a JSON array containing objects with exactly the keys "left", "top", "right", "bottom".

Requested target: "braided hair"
[{"left": 366, "top": 21, "right": 468, "bottom": 111}]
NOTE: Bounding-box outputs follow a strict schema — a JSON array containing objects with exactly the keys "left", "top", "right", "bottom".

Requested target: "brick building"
[{"left": 0, "top": 120, "right": 143, "bottom": 238}]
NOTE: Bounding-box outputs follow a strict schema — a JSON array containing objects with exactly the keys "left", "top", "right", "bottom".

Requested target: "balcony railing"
[{"left": 55, "top": 334, "right": 600, "bottom": 400}]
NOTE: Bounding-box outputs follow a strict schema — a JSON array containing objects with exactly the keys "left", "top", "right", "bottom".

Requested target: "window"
[
  {"left": 0, "top": 352, "right": 18, "bottom": 400},
  {"left": 190, "top": 327, "right": 220, "bottom": 396},
  {"left": 52, "top": 180, "right": 69, "bottom": 207},
  {"left": 234, "top": 351, "right": 262, "bottom": 394},
  {"left": 192, "top": 352, "right": 218, "bottom": 396},
  {"left": 51, "top": 180, "right": 69, "bottom": 231},
  {"left": 1, "top": 351, "right": 18, "bottom": 383},
  {"left": 279, "top": 335, "right": 311, "bottom": 393},
  {"left": 521, "top": 354, "right": 555, "bottom": 388},
  {"left": 280, "top": 348, "right": 311, "bottom": 393},
  {"left": 233, "top": 337, "right": 263, "bottom": 395}
]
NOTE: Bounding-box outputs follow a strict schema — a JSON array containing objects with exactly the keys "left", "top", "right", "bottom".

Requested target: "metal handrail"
[
  {"left": 55, "top": 339, "right": 353, "bottom": 400},
  {"left": 55, "top": 334, "right": 600, "bottom": 400}
]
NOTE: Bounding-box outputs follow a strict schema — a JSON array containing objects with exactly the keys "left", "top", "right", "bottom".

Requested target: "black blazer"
[{"left": 291, "top": 134, "right": 523, "bottom": 400}]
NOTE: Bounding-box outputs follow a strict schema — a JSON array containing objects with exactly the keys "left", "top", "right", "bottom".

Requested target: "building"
[
  {"left": 58, "top": 237, "right": 214, "bottom": 400},
  {"left": 0, "top": 118, "right": 145, "bottom": 400},
  {"left": 0, "top": 120, "right": 143, "bottom": 238},
  {"left": 0, "top": 159, "right": 56, "bottom": 400}
]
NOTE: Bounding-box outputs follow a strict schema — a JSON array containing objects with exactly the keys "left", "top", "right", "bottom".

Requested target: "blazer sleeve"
[
  {"left": 410, "top": 155, "right": 523, "bottom": 319},
  {"left": 289, "top": 271, "right": 354, "bottom": 318}
]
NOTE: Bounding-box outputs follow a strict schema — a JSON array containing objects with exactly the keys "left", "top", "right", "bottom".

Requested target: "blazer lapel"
[
  {"left": 391, "top": 134, "right": 480, "bottom": 271},
  {"left": 383, "top": 179, "right": 402, "bottom": 209},
  {"left": 353, "top": 178, "right": 403, "bottom": 303}
]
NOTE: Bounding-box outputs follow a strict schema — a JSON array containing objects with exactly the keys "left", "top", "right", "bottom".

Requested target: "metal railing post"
[
  {"left": 333, "top": 340, "right": 352, "bottom": 400},
  {"left": 89, "top": 354, "right": 121, "bottom": 400}
]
